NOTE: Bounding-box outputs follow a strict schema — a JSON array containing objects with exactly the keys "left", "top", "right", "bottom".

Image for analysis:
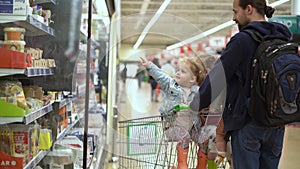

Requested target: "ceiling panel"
[{"left": 121, "top": 0, "right": 292, "bottom": 49}]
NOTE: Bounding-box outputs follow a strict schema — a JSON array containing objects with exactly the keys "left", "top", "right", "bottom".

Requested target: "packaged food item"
[
  {"left": 0, "top": 124, "right": 38, "bottom": 167},
  {"left": 39, "top": 129, "right": 52, "bottom": 150},
  {"left": 48, "top": 59, "right": 56, "bottom": 67},
  {"left": 10, "top": 125, "right": 32, "bottom": 164},
  {"left": 0, "top": 151, "right": 23, "bottom": 169},
  {"left": 39, "top": 119, "right": 52, "bottom": 150},
  {"left": 4, "top": 27, "right": 26, "bottom": 41},
  {"left": 58, "top": 106, "right": 68, "bottom": 132},
  {"left": 0, "top": 130, "right": 14, "bottom": 155},
  {"left": 23, "top": 86, "right": 44, "bottom": 100},
  {"left": 3, "top": 41, "right": 26, "bottom": 52},
  {"left": 0, "top": 80, "right": 27, "bottom": 107},
  {"left": 0, "top": 48, "right": 29, "bottom": 69}
]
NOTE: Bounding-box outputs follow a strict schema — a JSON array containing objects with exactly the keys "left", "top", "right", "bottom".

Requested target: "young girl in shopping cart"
[{"left": 141, "top": 56, "right": 220, "bottom": 169}]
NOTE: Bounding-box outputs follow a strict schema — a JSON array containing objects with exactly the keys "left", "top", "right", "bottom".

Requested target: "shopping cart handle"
[
  {"left": 165, "top": 104, "right": 190, "bottom": 117},
  {"left": 173, "top": 104, "right": 190, "bottom": 112}
]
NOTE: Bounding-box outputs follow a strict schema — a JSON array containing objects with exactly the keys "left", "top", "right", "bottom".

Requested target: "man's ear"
[{"left": 246, "top": 4, "right": 254, "bottom": 15}]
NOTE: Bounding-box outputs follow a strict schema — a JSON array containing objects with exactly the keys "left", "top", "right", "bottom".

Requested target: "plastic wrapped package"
[
  {"left": 0, "top": 80, "right": 27, "bottom": 107},
  {"left": 55, "top": 136, "right": 87, "bottom": 168},
  {"left": 0, "top": 124, "right": 40, "bottom": 167},
  {"left": 39, "top": 129, "right": 52, "bottom": 150},
  {"left": 68, "top": 128, "right": 98, "bottom": 155},
  {"left": 42, "top": 148, "right": 76, "bottom": 166},
  {"left": 88, "top": 106, "right": 105, "bottom": 128}
]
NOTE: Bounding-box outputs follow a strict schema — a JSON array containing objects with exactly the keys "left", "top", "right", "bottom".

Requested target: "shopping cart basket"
[{"left": 116, "top": 104, "right": 232, "bottom": 169}]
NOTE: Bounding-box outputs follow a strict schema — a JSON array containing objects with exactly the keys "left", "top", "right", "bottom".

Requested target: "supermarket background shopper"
[
  {"left": 135, "top": 63, "right": 146, "bottom": 88},
  {"left": 190, "top": 0, "right": 292, "bottom": 168},
  {"left": 140, "top": 56, "right": 207, "bottom": 169},
  {"left": 120, "top": 64, "right": 127, "bottom": 85}
]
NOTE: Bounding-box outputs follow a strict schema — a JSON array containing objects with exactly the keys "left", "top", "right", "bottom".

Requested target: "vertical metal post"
[{"left": 83, "top": 0, "right": 92, "bottom": 168}]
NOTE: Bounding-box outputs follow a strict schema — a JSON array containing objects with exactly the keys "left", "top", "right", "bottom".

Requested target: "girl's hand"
[{"left": 140, "top": 57, "right": 151, "bottom": 68}]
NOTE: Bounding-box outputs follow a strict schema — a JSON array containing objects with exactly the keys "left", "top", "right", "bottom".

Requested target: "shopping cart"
[{"left": 116, "top": 104, "right": 232, "bottom": 169}]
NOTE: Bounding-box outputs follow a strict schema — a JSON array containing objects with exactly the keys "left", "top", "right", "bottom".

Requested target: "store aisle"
[
  {"left": 106, "top": 78, "right": 161, "bottom": 169},
  {"left": 279, "top": 126, "right": 300, "bottom": 169},
  {"left": 117, "top": 78, "right": 161, "bottom": 121},
  {"left": 106, "top": 78, "right": 300, "bottom": 169}
]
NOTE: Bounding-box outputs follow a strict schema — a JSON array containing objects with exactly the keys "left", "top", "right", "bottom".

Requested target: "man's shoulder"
[
  {"left": 242, "top": 21, "right": 291, "bottom": 38},
  {"left": 229, "top": 31, "right": 255, "bottom": 45}
]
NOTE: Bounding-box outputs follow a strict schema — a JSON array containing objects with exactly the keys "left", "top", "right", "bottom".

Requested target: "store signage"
[
  {"left": 209, "top": 36, "right": 226, "bottom": 49},
  {"left": 269, "top": 15, "right": 299, "bottom": 34},
  {"left": 0, "top": 0, "right": 28, "bottom": 15},
  {"left": 0, "top": 152, "right": 23, "bottom": 169},
  {"left": 0, "top": 160, "right": 17, "bottom": 167}
]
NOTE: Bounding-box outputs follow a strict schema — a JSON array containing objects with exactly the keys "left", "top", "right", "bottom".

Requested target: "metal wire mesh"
[{"left": 116, "top": 115, "right": 231, "bottom": 169}]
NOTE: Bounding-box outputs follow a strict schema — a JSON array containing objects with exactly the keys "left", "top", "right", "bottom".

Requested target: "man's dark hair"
[{"left": 238, "top": 0, "right": 275, "bottom": 18}]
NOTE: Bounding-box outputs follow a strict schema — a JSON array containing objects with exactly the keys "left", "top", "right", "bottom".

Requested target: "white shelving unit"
[{"left": 0, "top": 67, "right": 54, "bottom": 77}]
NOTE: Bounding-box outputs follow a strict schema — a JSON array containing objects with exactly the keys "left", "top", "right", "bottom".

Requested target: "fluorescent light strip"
[
  {"left": 166, "top": 20, "right": 235, "bottom": 50},
  {"left": 166, "top": 0, "right": 290, "bottom": 50},
  {"left": 269, "top": 0, "right": 289, "bottom": 7},
  {"left": 134, "top": 0, "right": 151, "bottom": 29},
  {"left": 140, "top": 0, "right": 151, "bottom": 14},
  {"left": 133, "top": 0, "right": 171, "bottom": 49}
]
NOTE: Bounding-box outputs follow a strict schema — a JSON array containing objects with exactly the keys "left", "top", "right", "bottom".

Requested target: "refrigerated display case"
[{"left": 0, "top": 0, "right": 109, "bottom": 168}]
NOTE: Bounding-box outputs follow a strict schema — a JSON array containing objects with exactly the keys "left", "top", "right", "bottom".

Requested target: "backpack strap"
[{"left": 243, "top": 29, "right": 263, "bottom": 43}]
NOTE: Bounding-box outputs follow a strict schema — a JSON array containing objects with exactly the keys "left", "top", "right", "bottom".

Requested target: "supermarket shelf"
[
  {"left": 0, "top": 98, "right": 72, "bottom": 125},
  {"left": 24, "top": 150, "right": 49, "bottom": 169},
  {"left": 33, "top": 0, "right": 56, "bottom": 5},
  {"left": 89, "top": 136, "right": 107, "bottom": 169},
  {"left": 0, "top": 67, "right": 54, "bottom": 77},
  {"left": 24, "top": 117, "right": 78, "bottom": 169},
  {"left": 58, "top": 98, "right": 74, "bottom": 108},
  {"left": 0, "top": 68, "right": 25, "bottom": 77},
  {"left": 0, "top": 117, "right": 24, "bottom": 124},
  {"left": 0, "top": 15, "right": 27, "bottom": 24},
  {"left": 0, "top": 15, "right": 55, "bottom": 36},
  {"left": 24, "top": 103, "right": 53, "bottom": 125},
  {"left": 25, "top": 67, "right": 54, "bottom": 77},
  {"left": 0, "top": 102, "right": 53, "bottom": 125},
  {"left": 23, "top": 120, "right": 79, "bottom": 169},
  {"left": 56, "top": 119, "right": 80, "bottom": 141}
]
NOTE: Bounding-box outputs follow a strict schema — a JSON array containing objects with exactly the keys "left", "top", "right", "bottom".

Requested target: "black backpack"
[{"left": 244, "top": 29, "right": 300, "bottom": 127}]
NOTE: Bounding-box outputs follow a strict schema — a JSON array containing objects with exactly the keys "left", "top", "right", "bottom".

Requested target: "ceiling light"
[
  {"left": 133, "top": 0, "right": 171, "bottom": 49},
  {"left": 269, "top": 0, "right": 289, "bottom": 7},
  {"left": 134, "top": 0, "right": 151, "bottom": 29},
  {"left": 166, "top": 20, "right": 235, "bottom": 50}
]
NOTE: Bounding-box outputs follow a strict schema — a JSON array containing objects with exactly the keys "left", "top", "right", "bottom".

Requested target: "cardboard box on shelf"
[
  {"left": 23, "top": 86, "right": 44, "bottom": 100},
  {"left": 58, "top": 106, "right": 68, "bottom": 132},
  {"left": 0, "top": 48, "right": 30, "bottom": 69},
  {"left": 26, "top": 48, "right": 42, "bottom": 60}
]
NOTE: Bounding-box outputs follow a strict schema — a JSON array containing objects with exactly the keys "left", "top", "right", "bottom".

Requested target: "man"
[
  {"left": 121, "top": 64, "right": 127, "bottom": 84},
  {"left": 190, "top": 0, "right": 291, "bottom": 168}
]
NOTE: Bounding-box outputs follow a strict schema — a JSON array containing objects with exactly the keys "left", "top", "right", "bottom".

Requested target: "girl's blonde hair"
[{"left": 181, "top": 57, "right": 207, "bottom": 85}]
